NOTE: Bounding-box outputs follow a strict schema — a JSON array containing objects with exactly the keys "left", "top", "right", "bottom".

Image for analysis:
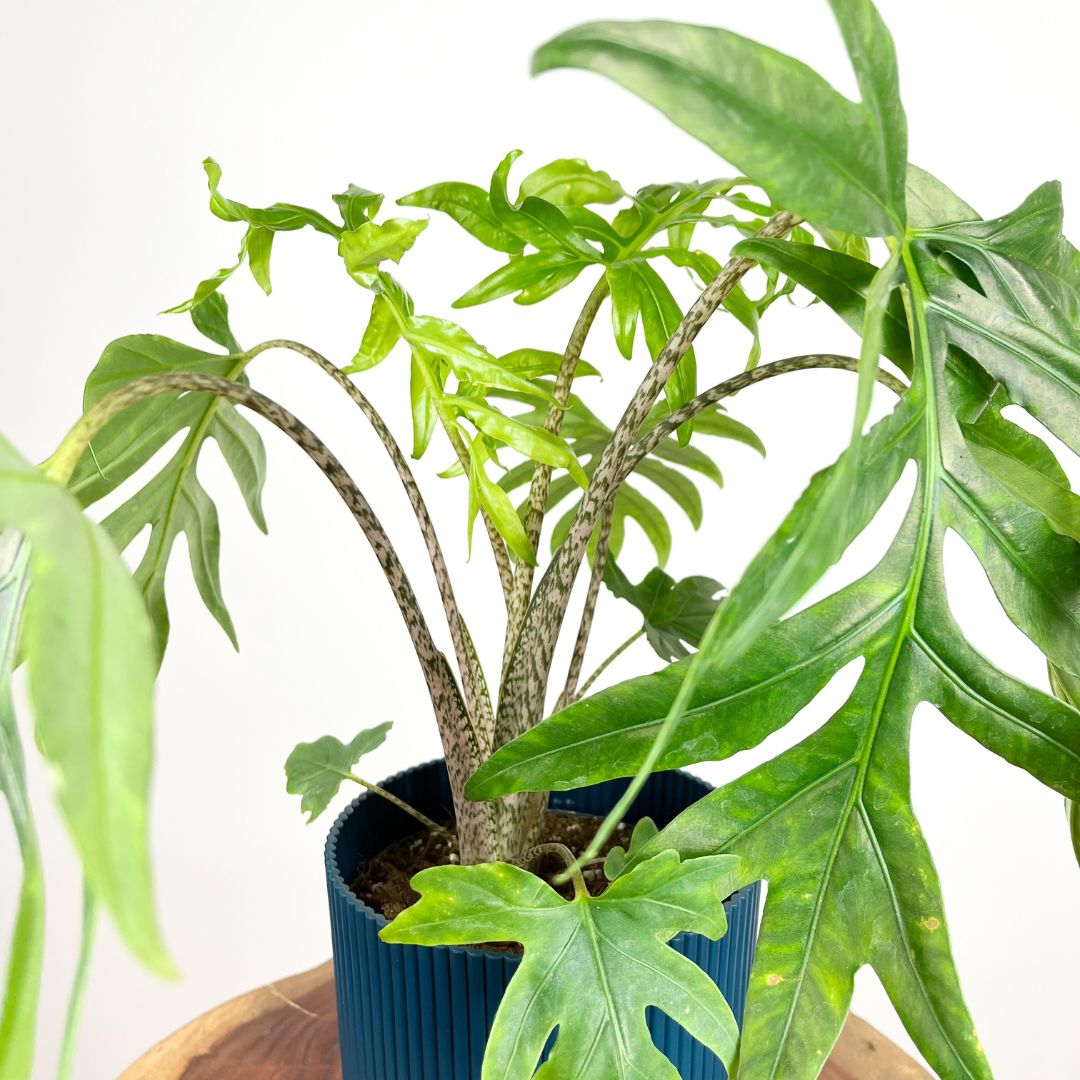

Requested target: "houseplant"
[{"left": 2, "top": 1, "right": 1078, "bottom": 1078}]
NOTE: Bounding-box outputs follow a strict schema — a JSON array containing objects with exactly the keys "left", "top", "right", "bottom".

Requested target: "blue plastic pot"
[{"left": 325, "top": 759, "right": 760, "bottom": 1079}]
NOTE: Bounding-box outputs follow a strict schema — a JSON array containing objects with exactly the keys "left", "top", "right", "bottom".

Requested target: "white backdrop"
[{"left": 2, "top": 2, "right": 1078, "bottom": 1077}]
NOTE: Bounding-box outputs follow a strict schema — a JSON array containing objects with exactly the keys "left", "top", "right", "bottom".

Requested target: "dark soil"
[{"left": 350, "top": 811, "right": 636, "bottom": 951}]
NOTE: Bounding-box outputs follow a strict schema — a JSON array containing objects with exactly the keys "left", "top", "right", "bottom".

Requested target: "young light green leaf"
[
  {"left": 533, "top": 5, "right": 908, "bottom": 236},
  {"left": 518, "top": 158, "right": 623, "bottom": 207},
  {"left": 603, "top": 559, "right": 724, "bottom": 661},
  {"left": 345, "top": 293, "right": 402, "bottom": 372},
  {"left": 190, "top": 292, "right": 241, "bottom": 354},
  {"left": 444, "top": 397, "right": 588, "bottom": 487},
  {"left": 339, "top": 218, "right": 428, "bottom": 286},
  {"left": 489, "top": 151, "right": 603, "bottom": 259},
  {"left": 602, "top": 815, "right": 659, "bottom": 880},
  {"left": 381, "top": 850, "right": 741, "bottom": 1079},
  {"left": 409, "top": 351, "right": 442, "bottom": 459},
  {"left": 0, "top": 536, "right": 44, "bottom": 1080},
  {"left": 468, "top": 438, "right": 536, "bottom": 566},
  {"left": 0, "top": 443, "right": 171, "bottom": 978},
  {"left": 403, "top": 316, "right": 556, "bottom": 402},
  {"left": 285, "top": 722, "right": 392, "bottom": 823},
  {"left": 169, "top": 157, "right": 342, "bottom": 309},
  {"left": 333, "top": 184, "right": 384, "bottom": 230},
  {"left": 453, "top": 250, "right": 591, "bottom": 308},
  {"left": 398, "top": 181, "right": 524, "bottom": 254},
  {"left": 495, "top": 348, "right": 599, "bottom": 381},
  {"left": 66, "top": 336, "right": 268, "bottom": 656}
]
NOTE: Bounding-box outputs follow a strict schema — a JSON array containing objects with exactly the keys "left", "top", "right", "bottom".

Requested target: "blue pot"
[{"left": 325, "top": 759, "right": 760, "bottom": 1079}]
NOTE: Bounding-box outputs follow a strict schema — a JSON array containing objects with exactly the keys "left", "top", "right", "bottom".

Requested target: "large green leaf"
[
  {"left": 532, "top": 1, "right": 907, "bottom": 237},
  {"left": 66, "top": 326, "right": 267, "bottom": 656},
  {"left": 381, "top": 850, "right": 740, "bottom": 1078},
  {"left": 0, "top": 535, "right": 43, "bottom": 1080},
  {"left": 470, "top": 186, "right": 1080, "bottom": 1076},
  {"left": 0, "top": 442, "right": 170, "bottom": 978}
]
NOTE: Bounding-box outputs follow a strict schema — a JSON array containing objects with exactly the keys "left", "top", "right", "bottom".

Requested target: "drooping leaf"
[
  {"left": 345, "top": 293, "right": 402, "bottom": 372},
  {"left": 381, "top": 850, "right": 741, "bottom": 1079},
  {"left": 454, "top": 250, "right": 592, "bottom": 308},
  {"left": 494, "top": 348, "right": 599, "bottom": 381},
  {"left": 285, "top": 722, "right": 392, "bottom": 823},
  {"left": 532, "top": 3, "right": 908, "bottom": 236},
  {"left": 467, "top": 437, "right": 536, "bottom": 566},
  {"left": 0, "top": 443, "right": 170, "bottom": 978},
  {"left": 470, "top": 186, "right": 1080, "bottom": 1077},
  {"left": 603, "top": 559, "right": 723, "bottom": 661},
  {"left": 66, "top": 335, "right": 268, "bottom": 656},
  {"left": 0, "top": 535, "right": 43, "bottom": 1080},
  {"left": 518, "top": 158, "right": 623, "bottom": 207},
  {"left": 168, "top": 158, "right": 342, "bottom": 310}
]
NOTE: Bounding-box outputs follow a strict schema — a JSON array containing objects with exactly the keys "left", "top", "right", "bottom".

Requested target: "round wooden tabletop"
[{"left": 119, "top": 960, "right": 930, "bottom": 1079}]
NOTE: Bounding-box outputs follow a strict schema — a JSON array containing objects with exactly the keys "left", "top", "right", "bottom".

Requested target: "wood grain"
[{"left": 119, "top": 961, "right": 931, "bottom": 1079}]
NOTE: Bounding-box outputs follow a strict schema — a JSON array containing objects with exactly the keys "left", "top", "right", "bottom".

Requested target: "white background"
[{"left": 2, "top": 1, "right": 1079, "bottom": 1077}]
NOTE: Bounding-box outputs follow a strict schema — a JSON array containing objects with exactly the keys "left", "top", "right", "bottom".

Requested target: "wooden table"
[{"left": 120, "top": 962, "right": 930, "bottom": 1079}]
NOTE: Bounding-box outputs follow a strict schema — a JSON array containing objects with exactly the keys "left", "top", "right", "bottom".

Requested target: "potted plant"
[{"left": 2, "top": 1, "right": 1078, "bottom": 1078}]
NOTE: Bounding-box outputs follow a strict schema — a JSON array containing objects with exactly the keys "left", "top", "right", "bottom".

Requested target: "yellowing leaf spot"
[
  {"left": 765, "top": 974, "right": 785, "bottom": 987},
  {"left": 919, "top": 916, "right": 941, "bottom": 932}
]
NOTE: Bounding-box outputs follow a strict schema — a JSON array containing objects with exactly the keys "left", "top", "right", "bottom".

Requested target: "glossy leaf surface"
[{"left": 381, "top": 851, "right": 740, "bottom": 1079}]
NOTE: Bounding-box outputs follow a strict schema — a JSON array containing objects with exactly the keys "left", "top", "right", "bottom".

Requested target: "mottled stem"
[
  {"left": 48, "top": 372, "right": 499, "bottom": 860},
  {"left": 502, "top": 275, "right": 609, "bottom": 678},
  {"left": 496, "top": 212, "right": 802, "bottom": 750},
  {"left": 246, "top": 339, "right": 496, "bottom": 758},
  {"left": 622, "top": 353, "right": 907, "bottom": 483},
  {"left": 555, "top": 499, "right": 615, "bottom": 712}
]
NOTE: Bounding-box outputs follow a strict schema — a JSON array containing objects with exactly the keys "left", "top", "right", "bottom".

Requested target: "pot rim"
[{"left": 324, "top": 756, "right": 756, "bottom": 959}]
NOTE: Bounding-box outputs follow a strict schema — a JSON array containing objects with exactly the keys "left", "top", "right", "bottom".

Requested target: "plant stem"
[
  {"left": 45, "top": 372, "right": 499, "bottom": 860},
  {"left": 347, "top": 774, "right": 451, "bottom": 837},
  {"left": 622, "top": 353, "right": 907, "bottom": 482},
  {"left": 519, "top": 842, "right": 588, "bottom": 900},
  {"left": 503, "top": 274, "right": 610, "bottom": 676},
  {"left": 56, "top": 882, "right": 97, "bottom": 1080},
  {"left": 556, "top": 500, "right": 615, "bottom": 711},
  {"left": 497, "top": 212, "right": 802, "bottom": 749},
  {"left": 574, "top": 628, "right": 645, "bottom": 705},
  {"left": 244, "top": 340, "right": 496, "bottom": 757}
]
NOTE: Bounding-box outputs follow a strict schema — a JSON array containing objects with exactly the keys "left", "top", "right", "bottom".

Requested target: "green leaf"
[
  {"left": 0, "top": 536, "right": 43, "bottom": 1080},
  {"left": 403, "top": 316, "right": 555, "bottom": 402},
  {"left": 602, "top": 815, "right": 659, "bottom": 880},
  {"left": 284, "top": 722, "right": 392, "bottom": 823},
  {"left": 346, "top": 293, "right": 402, "bottom": 372},
  {"left": 603, "top": 559, "right": 723, "bottom": 661},
  {"left": 168, "top": 157, "right": 342, "bottom": 309},
  {"left": 735, "top": 238, "right": 912, "bottom": 371},
  {"left": 189, "top": 291, "right": 241, "bottom": 354},
  {"left": 468, "top": 438, "right": 535, "bottom": 565},
  {"left": 453, "top": 250, "right": 591, "bottom": 308},
  {"left": 633, "top": 262, "right": 696, "bottom": 442},
  {"left": 0, "top": 443, "right": 171, "bottom": 978},
  {"left": 333, "top": 184, "right": 384, "bottom": 230},
  {"left": 472, "top": 197, "right": 1080, "bottom": 1075},
  {"left": 409, "top": 351, "right": 442, "bottom": 459},
  {"left": 489, "top": 151, "right": 603, "bottom": 259},
  {"left": 398, "top": 181, "right": 524, "bottom": 254},
  {"left": 533, "top": 4, "right": 908, "bottom": 236},
  {"left": 66, "top": 335, "right": 268, "bottom": 655},
  {"left": 339, "top": 218, "right": 428, "bottom": 286},
  {"left": 495, "top": 348, "right": 599, "bottom": 381},
  {"left": 518, "top": 158, "right": 623, "bottom": 207},
  {"left": 444, "top": 397, "right": 588, "bottom": 486},
  {"left": 381, "top": 850, "right": 741, "bottom": 1078}
]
